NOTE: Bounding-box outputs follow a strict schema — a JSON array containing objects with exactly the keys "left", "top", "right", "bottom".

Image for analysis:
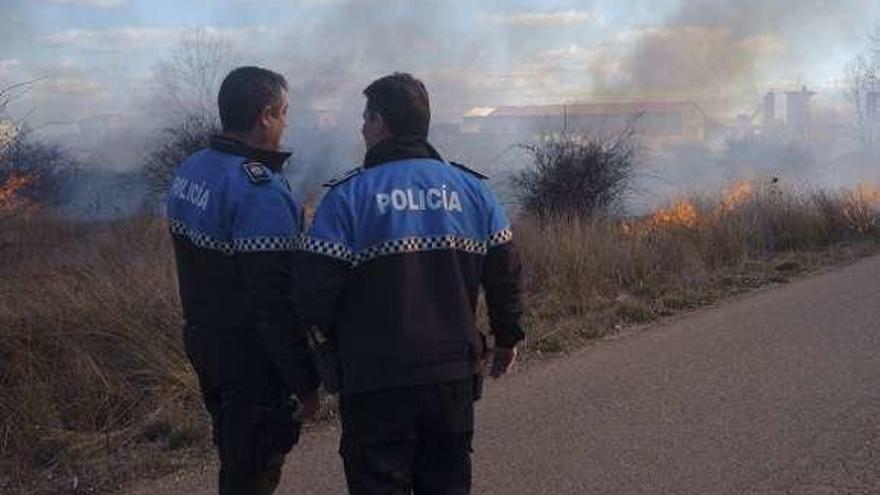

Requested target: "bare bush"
[
  {"left": 0, "top": 127, "right": 79, "bottom": 229},
  {"left": 1, "top": 80, "right": 78, "bottom": 223},
  {"left": 1, "top": 127, "right": 76, "bottom": 199},
  {"left": 143, "top": 115, "right": 216, "bottom": 200},
  {"left": 514, "top": 125, "right": 638, "bottom": 217},
  {"left": 143, "top": 29, "right": 233, "bottom": 200}
]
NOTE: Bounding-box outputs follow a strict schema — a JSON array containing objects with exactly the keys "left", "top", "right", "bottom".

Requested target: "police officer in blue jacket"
[
  {"left": 166, "top": 66, "right": 320, "bottom": 495},
  {"left": 297, "top": 73, "right": 525, "bottom": 494}
]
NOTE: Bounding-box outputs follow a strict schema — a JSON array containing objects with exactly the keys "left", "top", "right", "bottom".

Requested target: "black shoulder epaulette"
[
  {"left": 323, "top": 167, "right": 362, "bottom": 188},
  {"left": 242, "top": 161, "right": 271, "bottom": 185},
  {"left": 450, "top": 161, "right": 489, "bottom": 180}
]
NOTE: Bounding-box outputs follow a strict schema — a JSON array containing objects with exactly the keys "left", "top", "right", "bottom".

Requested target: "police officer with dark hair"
[
  {"left": 167, "top": 66, "right": 320, "bottom": 495},
  {"left": 297, "top": 72, "right": 525, "bottom": 494}
]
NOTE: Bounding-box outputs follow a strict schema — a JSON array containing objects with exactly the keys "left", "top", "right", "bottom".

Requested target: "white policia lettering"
[
  {"left": 376, "top": 185, "right": 463, "bottom": 214},
  {"left": 171, "top": 176, "right": 211, "bottom": 211}
]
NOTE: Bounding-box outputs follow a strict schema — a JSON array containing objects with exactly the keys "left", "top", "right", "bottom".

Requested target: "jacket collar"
[
  {"left": 209, "top": 134, "right": 292, "bottom": 172},
  {"left": 363, "top": 135, "right": 443, "bottom": 169}
]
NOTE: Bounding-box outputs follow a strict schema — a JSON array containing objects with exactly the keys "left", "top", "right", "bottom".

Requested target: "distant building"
[
  {"left": 785, "top": 87, "right": 815, "bottom": 143},
  {"left": 462, "top": 101, "right": 707, "bottom": 144}
]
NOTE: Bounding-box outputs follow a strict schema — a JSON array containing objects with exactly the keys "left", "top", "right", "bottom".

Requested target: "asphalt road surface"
[{"left": 134, "top": 255, "right": 880, "bottom": 494}]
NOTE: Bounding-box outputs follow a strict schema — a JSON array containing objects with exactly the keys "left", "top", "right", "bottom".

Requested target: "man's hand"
[
  {"left": 490, "top": 346, "right": 518, "bottom": 378},
  {"left": 293, "top": 393, "right": 320, "bottom": 422}
]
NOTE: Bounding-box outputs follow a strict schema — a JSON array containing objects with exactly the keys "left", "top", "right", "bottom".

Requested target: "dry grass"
[
  {"left": 516, "top": 182, "right": 880, "bottom": 351},
  {"left": 1, "top": 182, "right": 879, "bottom": 493},
  {"left": 0, "top": 216, "right": 201, "bottom": 494}
]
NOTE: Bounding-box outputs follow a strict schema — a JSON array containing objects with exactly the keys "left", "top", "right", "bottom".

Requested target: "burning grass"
[
  {"left": 519, "top": 180, "right": 880, "bottom": 350},
  {"left": 1, "top": 181, "right": 880, "bottom": 493},
  {"left": 0, "top": 172, "right": 40, "bottom": 222}
]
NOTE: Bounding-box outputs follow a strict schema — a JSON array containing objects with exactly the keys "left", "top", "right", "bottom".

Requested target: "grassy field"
[{"left": 1, "top": 181, "right": 879, "bottom": 494}]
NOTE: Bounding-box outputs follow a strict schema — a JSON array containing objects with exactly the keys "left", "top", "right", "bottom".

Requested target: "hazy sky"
[{"left": 2, "top": 0, "right": 879, "bottom": 128}]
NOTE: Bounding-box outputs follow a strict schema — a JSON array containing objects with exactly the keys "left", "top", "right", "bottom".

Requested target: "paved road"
[{"left": 135, "top": 255, "right": 880, "bottom": 494}]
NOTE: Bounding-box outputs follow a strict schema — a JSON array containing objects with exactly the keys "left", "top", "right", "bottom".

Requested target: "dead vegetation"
[
  {"left": 0, "top": 216, "right": 200, "bottom": 494},
  {"left": 1, "top": 181, "right": 879, "bottom": 493},
  {"left": 518, "top": 181, "right": 880, "bottom": 351}
]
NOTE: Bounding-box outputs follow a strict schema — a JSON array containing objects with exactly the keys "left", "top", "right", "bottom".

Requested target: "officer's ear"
[
  {"left": 258, "top": 104, "right": 277, "bottom": 129},
  {"left": 255, "top": 105, "right": 269, "bottom": 130}
]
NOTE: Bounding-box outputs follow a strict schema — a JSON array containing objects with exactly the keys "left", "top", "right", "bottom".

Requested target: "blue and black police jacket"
[
  {"left": 166, "top": 135, "right": 318, "bottom": 398},
  {"left": 296, "top": 137, "right": 524, "bottom": 395}
]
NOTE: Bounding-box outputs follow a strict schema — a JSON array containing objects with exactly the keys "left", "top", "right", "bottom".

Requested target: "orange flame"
[
  {"left": 0, "top": 172, "right": 39, "bottom": 217},
  {"left": 719, "top": 181, "right": 753, "bottom": 213},
  {"left": 647, "top": 200, "right": 699, "bottom": 230},
  {"left": 854, "top": 183, "right": 880, "bottom": 207},
  {"left": 841, "top": 183, "right": 880, "bottom": 233},
  {"left": 624, "top": 180, "right": 758, "bottom": 236},
  {"left": 621, "top": 180, "right": 880, "bottom": 237}
]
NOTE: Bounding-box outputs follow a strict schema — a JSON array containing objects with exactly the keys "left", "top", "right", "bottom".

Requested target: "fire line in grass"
[
  {"left": 623, "top": 180, "right": 757, "bottom": 235},
  {"left": 0, "top": 172, "right": 39, "bottom": 218}
]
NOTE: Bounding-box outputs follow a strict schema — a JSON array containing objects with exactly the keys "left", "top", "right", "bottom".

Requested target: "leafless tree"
[
  {"left": 514, "top": 121, "right": 640, "bottom": 218},
  {"left": 846, "top": 25, "right": 880, "bottom": 150},
  {"left": 0, "top": 81, "right": 30, "bottom": 116},
  {"left": 152, "top": 28, "right": 235, "bottom": 124},
  {"left": 143, "top": 29, "right": 235, "bottom": 200}
]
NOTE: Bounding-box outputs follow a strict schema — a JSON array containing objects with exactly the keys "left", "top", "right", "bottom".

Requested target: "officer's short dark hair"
[
  {"left": 217, "top": 66, "right": 288, "bottom": 133},
  {"left": 363, "top": 73, "right": 431, "bottom": 138}
]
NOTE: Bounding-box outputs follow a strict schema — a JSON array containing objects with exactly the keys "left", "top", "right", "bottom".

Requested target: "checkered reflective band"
[
  {"left": 488, "top": 228, "right": 513, "bottom": 248},
  {"left": 169, "top": 219, "right": 234, "bottom": 255},
  {"left": 298, "top": 236, "right": 356, "bottom": 263},
  {"left": 300, "top": 233, "right": 504, "bottom": 267},
  {"left": 233, "top": 236, "right": 297, "bottom": 252},
  {"left": 355, "top": 235, "right": 487, "bottom": 266}
]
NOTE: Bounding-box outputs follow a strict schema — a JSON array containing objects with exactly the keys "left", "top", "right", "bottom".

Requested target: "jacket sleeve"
[
  {"left": 233, "top": 183, "right": 319, "bottom": 399},
  {"left": 294, "top": 189, "right": 355, "bottom": 329},
  {"left": 481, "top": 186, "right": 525, "bottom": 349}
]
